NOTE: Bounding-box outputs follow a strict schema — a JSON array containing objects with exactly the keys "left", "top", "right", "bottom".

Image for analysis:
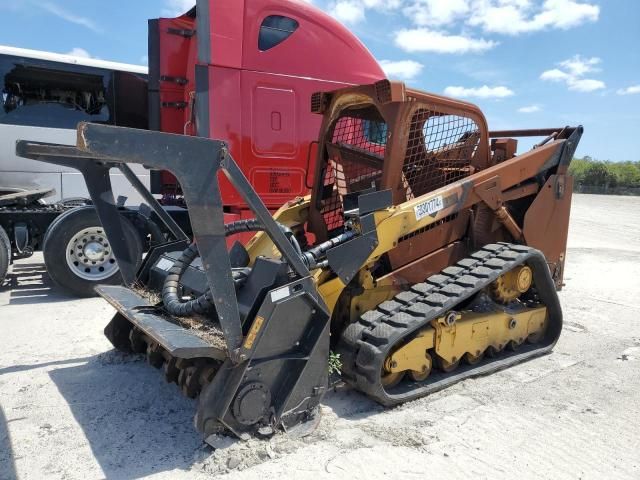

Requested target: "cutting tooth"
[
  {"left": 128, "top": 328, "right": 147, "bottom": 354},
  {"left": 178, "top": 366, "right": 202, "bottom": 398},
  {"left": 163, "top": 357, "right": 180, "bottom": 384},
  {"left": 146, "top": 344, "right": 164, "bottom": 368}
]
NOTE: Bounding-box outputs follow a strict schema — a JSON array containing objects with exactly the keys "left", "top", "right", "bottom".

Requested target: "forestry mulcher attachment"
[{"left": 16, "top": 80, "right": 581, "bottom": 439}]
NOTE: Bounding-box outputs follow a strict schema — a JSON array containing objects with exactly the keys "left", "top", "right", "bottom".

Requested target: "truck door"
[
  {"left": 148, "top": 14, "right": 197, "bottom": 196},
  {"left": 239, "top": 3, "right": 385, "bottom": 210}
]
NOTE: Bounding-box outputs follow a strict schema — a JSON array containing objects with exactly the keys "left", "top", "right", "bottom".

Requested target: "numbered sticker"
[{"left": 414, "top": 195, "right": 444, "bottom": 220}]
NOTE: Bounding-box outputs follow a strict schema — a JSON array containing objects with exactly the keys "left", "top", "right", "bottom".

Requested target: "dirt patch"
[
  {"left": 3, "top": 195, "right": 640, "bottom": 480},
  {"left": 172, "top": 313, "right": 227, "bottom": 351},
  {"left": 133, "top": 285, "right": 227, "bottom": 351}
]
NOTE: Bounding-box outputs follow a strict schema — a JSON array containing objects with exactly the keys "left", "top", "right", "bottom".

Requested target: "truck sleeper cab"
[
  {"left": 150, "top": 0, "right": 385, "bottom": 235},
  {"left": 0, "top": 0, "right": 385, "bottom": 294}
]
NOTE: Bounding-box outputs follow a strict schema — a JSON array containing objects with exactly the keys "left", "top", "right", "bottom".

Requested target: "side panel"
[
  {"left": 207, "top": 66, "right": 244, "bottom": 207},
  {"left": 0, "top": 125, "right": 149, "bottom": 203},
  {"left": 149, "top": 16, "right": 197, "bottom": 194},
  {"left": 205, "top": 0, "right": 245, "bottom": 68},
  {"left": 241, "top": 70, "right": 354, "bottom": 208},
  {"left": 150, "top": 17, "right": 196, "bottom": 135},
  {"left": 523, "top": 174, "right": 574, "bottom": 288}
]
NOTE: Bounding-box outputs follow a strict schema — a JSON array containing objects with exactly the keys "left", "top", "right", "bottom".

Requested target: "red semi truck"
[
  {"left": 0, "top": 0, "right": 385, "bottom": 295},
  {"left": 149, "top": 0, "right": 384, "bottom": 218}
]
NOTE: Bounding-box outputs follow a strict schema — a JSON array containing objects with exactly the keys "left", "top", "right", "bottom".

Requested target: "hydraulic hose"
[
  {"left": 302, "top": 230, "right": 356, "bottom": 269},
  {"left": 162, "top": 219, "right": 302, "bottom": 317}
]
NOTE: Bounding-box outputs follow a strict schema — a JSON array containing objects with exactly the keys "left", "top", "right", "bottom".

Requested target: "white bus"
[
  {"left": 0, "top": 45, "right": 149, "bottom": 202},
  {"left": 0, "top": 46, "right": 151, "bottom": 295}
]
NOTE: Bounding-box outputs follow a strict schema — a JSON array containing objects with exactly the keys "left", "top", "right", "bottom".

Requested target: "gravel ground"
[{"left": 1, "top": 193, "right": 639, "bottom": 480}]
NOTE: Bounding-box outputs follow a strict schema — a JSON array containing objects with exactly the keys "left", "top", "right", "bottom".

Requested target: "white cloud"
[
  {"left": 558, "top": 55, "right": 600, "bottom": 76},
  {"left": 617, "top": 85, "right": 640, "bottom": 96},
  {"left": 568, "top": 78, "right": 605, "bottom": 92},
  {"left": 540, "top": 68, "right": 571, "bottom": 82},
  {"left": 541, "top": 55, "right": 605, "bottom": 92},
  {"left": 361, "top": 0, "right": 402, "bottom": 8},
  {"left": 468, "top": 0, "right": 599, "bottom": 35},
  {"left": 379, "top": 59, "right": 424, "bottom": 80},
  {"left": 444, "top": 85, "right": 515, "bottom": 99},
  {"left": 404, "top": 0, "right": 470, "bottom": 27},
  {"left": 328, "top": 0, "right": 402, "bottom": 24},
  {"left": 37, "top": 1, "right": 101, "bottom": 33},
  {"left": 394, "top": 28, "right": 498, "bottom": 54},
  {"left": 66, "top": 48, "right": 92, "bottom": 59},
  {"left": 162, "top": 0, "right": 194, "bottom": 17},
  {"left": 318, "top": 0, "right": 600, "bottom": 55},
  {"left": 518, "top": 105, "right": 541, "bottom": 113},
  {"left": 329, "top": 1, "right": 366, "bottom": 23}
]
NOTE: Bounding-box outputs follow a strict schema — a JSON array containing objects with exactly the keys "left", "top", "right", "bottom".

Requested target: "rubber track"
[{"left": 338, "top": 242, "right": 563, "bottom": 407}]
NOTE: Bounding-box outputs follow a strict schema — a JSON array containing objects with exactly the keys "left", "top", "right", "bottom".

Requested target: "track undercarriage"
[{"left": 339, "top": 242, "right": 561, "bottom": 405}]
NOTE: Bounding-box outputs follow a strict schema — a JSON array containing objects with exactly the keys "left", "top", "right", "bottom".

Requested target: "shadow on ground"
[
  {"left": 0, "top": 404, "right": 17, "bottom": 480},
  {"left": 1, "top": 262, "right": 75, "bottom": 305},
  {"left": 49, "top": 352, "right": 205, "bottom": 479},
  {"left": 0, "top": 357, "right": 96, "bottom": 377},
  {"left": 46, "top": 349, "right": 383, "bottom": 478}
]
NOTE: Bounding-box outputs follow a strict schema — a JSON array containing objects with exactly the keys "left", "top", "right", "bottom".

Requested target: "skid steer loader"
[{"left": 16, "top": 80, "right": 581, "bottom": 439}]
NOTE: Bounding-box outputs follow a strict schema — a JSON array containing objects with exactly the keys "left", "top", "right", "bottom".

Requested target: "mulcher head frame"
[{"left": 16, "top": 125, "right": 331, "bottom": 438}]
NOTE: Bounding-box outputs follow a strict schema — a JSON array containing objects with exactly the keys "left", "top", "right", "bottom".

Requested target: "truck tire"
[
  {"left": 0, "top": 224, "right": 10, "bottom": 286},
  {"left": 43, "top": 207, "right": 143, "bottom": 297}
]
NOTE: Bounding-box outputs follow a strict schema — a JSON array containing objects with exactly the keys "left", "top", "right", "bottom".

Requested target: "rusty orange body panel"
[{"left": 308, "top": 80, "right": 581, "bottom": 290}]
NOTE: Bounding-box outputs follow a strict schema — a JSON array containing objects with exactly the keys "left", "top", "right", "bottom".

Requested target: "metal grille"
[
  {"left": 318, "top": 106, "right": 387, "bottom": 232},
  {"left": 310, "top": 92, "right": 323, "bottom": 113},
  {"left": 402, "top": 109, "right": 479, "bottom": 199},
  {"left": 375, "top": 79, "right": 392, "bottom": 103}
]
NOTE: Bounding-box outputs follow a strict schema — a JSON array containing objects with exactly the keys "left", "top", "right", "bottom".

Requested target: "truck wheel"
[
  {"left": 43, "top": 207, "right": 143, "bottom": 297},
  {"left": 0, "top": 224, "right": 10, "bottom": 286}
]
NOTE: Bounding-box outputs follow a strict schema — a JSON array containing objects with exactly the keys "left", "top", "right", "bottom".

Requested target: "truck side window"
[
  {"left": 258, "top": 15, "right": 299, "bottom": 51},
  {"left": 363, "top": 119, "right": 388, "bottom": 145}
]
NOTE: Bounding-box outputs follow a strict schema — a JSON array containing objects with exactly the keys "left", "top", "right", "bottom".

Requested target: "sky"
[{"left": 0, "top": 0, "right": 639, "bottom": 161}]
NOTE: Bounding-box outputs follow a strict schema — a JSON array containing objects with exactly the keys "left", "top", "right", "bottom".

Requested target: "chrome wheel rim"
[{"left": 65, "top": 226, "right": 118, "bottom": 281}]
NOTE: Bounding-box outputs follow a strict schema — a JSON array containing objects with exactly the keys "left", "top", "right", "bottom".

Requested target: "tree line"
[{"left": 569, "top": 157, "right": 640, "bottom": 191}]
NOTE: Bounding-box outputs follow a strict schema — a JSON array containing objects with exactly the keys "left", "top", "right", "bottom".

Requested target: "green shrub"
[{"left": 569, "top": 157, "right": 640, "bottom": 188}]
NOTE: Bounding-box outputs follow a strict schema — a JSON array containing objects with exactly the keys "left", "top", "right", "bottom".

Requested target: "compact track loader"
[{"left": 16, "top": 80, "right": 581, "bottom": 439}]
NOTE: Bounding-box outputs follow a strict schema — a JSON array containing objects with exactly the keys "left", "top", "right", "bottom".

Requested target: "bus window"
[{"left": 0, "top": 58, "right": 112, "bottom": 128}]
